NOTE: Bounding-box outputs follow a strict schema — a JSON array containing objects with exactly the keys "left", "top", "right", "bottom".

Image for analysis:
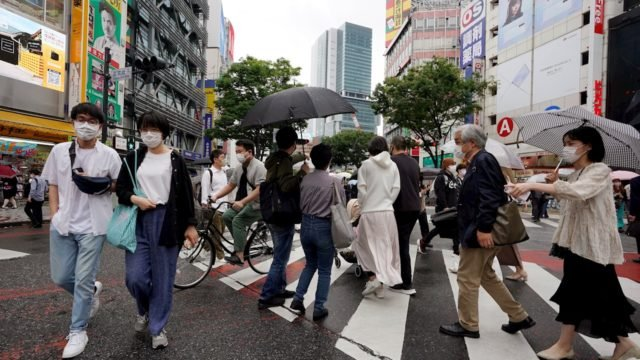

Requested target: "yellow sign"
[
  {"left": 205, "top": 88, "right": 216, "bottom": 114},
  {"left": 0, "top": 110, "right": 75, "bottom": 143}
]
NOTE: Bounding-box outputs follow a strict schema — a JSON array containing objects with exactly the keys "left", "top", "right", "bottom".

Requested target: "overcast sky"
[{"left": 222, "top": 0, "right": 387, "bottom": 90}]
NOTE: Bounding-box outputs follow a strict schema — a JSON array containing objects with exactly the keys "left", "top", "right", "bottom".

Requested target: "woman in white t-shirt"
[{"left": 116, "top": 111, "right": 197, "bottom": 350}]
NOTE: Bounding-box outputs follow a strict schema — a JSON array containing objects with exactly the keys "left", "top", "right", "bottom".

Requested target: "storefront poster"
[{"left": 0, "top": 7, "right": 66, "bottom": 92}]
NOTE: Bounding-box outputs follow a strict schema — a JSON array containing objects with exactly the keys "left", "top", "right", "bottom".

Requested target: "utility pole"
[{"left": 101, "top": 47, "right": 111, "bottom": 143}]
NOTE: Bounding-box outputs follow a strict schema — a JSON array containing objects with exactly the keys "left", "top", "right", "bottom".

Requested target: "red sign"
[
  {"left": 497, "top": 117, "right": 514, "bottom": 137},
  {"left": 411, "top": 146, "right": 420, "bottom": 157},
  {"left": 593, "top": 80, "right": 603, "bottom": 115},
  {"left": 594, "top": 0, "right": 604, "bottom": 34}
]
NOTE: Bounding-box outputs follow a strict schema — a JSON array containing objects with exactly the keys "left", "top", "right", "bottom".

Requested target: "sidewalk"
[{"left": 0, "top": 202, "right": 51, "bottom": 227}]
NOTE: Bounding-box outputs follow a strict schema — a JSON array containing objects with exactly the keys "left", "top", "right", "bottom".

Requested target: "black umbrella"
[{"left": 242, "top": 87, "right": 357, "bottom": 127}]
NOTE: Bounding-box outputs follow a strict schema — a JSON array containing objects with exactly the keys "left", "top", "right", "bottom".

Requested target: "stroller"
[{"left": 338, "top": 199, "right": 365, "bottom": 277}]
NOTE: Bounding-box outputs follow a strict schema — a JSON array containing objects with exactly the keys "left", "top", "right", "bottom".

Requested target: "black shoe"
[
  {"left": 633, "top": 258, "right": 640, "bottom": 264},
  {"left": 258, "top": 296, "right": 285, "bottom": 310},
  {"left": 501, "top": 316, "right": 536, "bottom": 334},
  {"left": 278, "top": 290, "right": 295, "bottom": 299},
  {"left": 224, "top": 254, "right": 243, "bottom": 266},
  {"left": 32, "top": 224, "right": 42, "bottom": 228},
  {"left": 439, "top": 322, "right": 480, "bottom": 338},
  {"left": 532, "top": 218, "right": 540, "bottom": 223},
  {"left": 313, "top": 308, "right": 328, "bottom": 321},
  {"left": 290, "top": 299, "right": 305, "bottom": 314}
]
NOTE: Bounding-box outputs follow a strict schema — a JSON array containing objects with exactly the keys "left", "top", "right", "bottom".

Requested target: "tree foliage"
[
  {"left": 372, "top": 57, "right": 491, "bottom": 168},
  {"left": 205, "top": 56, "right": 307, "bottom": 159},
  {"left": 322, "top": 130, "right": 376, "bottom": 168}
]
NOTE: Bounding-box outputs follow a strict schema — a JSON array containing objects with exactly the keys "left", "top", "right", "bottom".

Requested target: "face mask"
[
  {"left": 236, "top": 153, "right": 246, "bottom": 163},
  {"left": 459, "top": 169, "right": 467, "bottom": 177},
  {"left": 454, "top": 145, "right": 465, "bottom": 160},
  {"left": 561, "top": 146, "right": 586, "bottom": 164},
  {"left": 447, "top": 165, "right": 457, "bottom": 174},
  {"left": 74, "top": 121, "right": 100, "bottom": 141},
  {"left": 141, "top": 131, "right": 163, "bottom": 148}
]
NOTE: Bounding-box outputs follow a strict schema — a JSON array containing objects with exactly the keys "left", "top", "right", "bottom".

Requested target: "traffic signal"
[
  {"left": 126, "top": 136, "right": 136, "bottom": 151},
  {"left": 134, "top": 56, "right": 168, "bottom": 84}
]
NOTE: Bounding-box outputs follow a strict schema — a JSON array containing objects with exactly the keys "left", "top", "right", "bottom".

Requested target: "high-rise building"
[{"left": 310, "top": 22, "right": 376, "bottom": 138}]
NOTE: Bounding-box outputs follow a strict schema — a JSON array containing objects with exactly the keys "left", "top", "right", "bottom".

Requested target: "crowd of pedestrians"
[{"left": 37, "top": 103, "right": 639, "bottom": 360}]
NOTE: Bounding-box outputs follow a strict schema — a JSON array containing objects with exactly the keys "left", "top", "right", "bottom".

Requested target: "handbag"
[
  {"left": 330, "top": 181, "right": 356, "bottom": 249},
  {"left": 431, "top": 208, "right": 457, "bottom": 227},
  {"left": 627, "top": 221, "right": 640, "bottom": 238},
  {"left": 491, "top": 199, "right": 529, "bottom": 246},
  {"left": 106, "top": 151, "right": 142, "bottom": 253}
]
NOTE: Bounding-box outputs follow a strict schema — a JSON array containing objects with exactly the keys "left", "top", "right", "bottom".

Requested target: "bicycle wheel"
[
  {"left": 245, "top": 224, "right": 274, "bottom": 274},
  {"left": 174, "top": 233, "right": 214, "bottom": 289}
]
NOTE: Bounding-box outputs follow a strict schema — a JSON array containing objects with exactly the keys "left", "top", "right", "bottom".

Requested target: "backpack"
[
  {"left": 259, "top": 159, "right": 302, "bottom": 225},
  {"left": 197, "top": 168, "right": 214, "bottom": 203}
]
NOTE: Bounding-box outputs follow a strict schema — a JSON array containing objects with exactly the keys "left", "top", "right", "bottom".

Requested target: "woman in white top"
[
  {"left": 116, "top": 111, "right": 198, "bottom": 350},
  {"left": 352, "top": 136, "right": 402, "bottom": 299},
  {"left": 508, "top": 127, "right": 639, "bottom": 360}
]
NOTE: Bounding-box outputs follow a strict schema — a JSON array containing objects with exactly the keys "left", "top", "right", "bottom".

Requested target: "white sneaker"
[
  {"left": 449, "top": 260, "right": 459, "bottom": 274},
  {"left": 62, "top": 331, "right": 88, "bottom": 358},
  {"left": 362, "top": 279, "right": 382, "bottom": 296},
  {"left": 152, "top": 330, "right": 168, "bottom": 349},
  {"left": 389, "top": 286, "right": 417, "bottom": 295},
  {"left": 374, "top": 285, "right": 385, "bottom": 299},
  {"left": 134, "top": 314, "right": 149, "bottom": 333},
  {"left": 89, "top": 281, "right": 102, "bottom": 318}
]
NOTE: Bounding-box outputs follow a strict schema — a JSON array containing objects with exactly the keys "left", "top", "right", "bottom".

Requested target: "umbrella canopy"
[
  {"left": 610, "top": 170, "right": 639, "bottom": 181},
  {"left": 242, "top": 87, "right": 357, "bottom": 127},
  {"left": 0, "top": 165, "right": 16, "bottom": 178},
  {"left": 514, "top": 106, "right": 640, "bottom": 170},
  {"left": 441, "top": 138, "right": 525, "bottom": 170}
]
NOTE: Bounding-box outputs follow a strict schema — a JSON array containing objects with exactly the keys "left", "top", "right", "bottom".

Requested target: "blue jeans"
[
  {"left": 295, "top": 215, "right": 333, "bottom": 312},
  {"left": 50, "top": 229, "right": 105, "bottom": 332},
  {"left": 125, "top": 206, "right": 180, "bottom": 336},
  {"left": 260, "top": 223, "right": 295, "bottom": 300}
]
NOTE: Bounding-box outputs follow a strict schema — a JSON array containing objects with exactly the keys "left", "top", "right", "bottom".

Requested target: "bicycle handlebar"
[{"left": 206, "top": 200, "right": 234, "bottom": 212}]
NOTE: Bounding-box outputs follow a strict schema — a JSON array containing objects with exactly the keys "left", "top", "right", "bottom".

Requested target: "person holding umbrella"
[{"left": 507, "top": 127, "right": 639, "bottom": 360}]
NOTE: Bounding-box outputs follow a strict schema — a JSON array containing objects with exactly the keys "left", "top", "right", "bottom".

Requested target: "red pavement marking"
[
  {"left": 0, "top": 228, "right": 48, "bottom": 238},
  {"left": 1, "top": 339, "right": 66, "bottom": 359},
  {"left": 0, "top": 286, "right": 63, "bottom": 301},
  {"left": 521, "top": 250, "right": 640, "bottom": 283}
]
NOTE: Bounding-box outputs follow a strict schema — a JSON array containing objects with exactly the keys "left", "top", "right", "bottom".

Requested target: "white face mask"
[
  {"left": 236, "top": 153, "right": 246, "bottom": 164},
  {"left": 459, "top": 169, "right": 467, "bottom": 177},
  {"left": 141, "top": 131, "right": 163, "bottom": 148},
  {"left": 561, "top": 146, "right": 586, "bottom": 164},
  {"left": 454, "top": 145, "right": 465, "bottom": 160},
  {"left": 447, "top": 165, "right": 457, "bottom": 174},
  {"left": 74, "top": 121, "right": 100, "bottom": 141}
]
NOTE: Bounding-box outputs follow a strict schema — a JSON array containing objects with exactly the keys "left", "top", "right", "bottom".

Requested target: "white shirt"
[
  {"left": 201, "top": 166, "right": 228, "bottom": 211},
  {"left": 137, "top": 150, "right": 172, "bottom": 205},
  {"left": 357, "top": 152, "right": 401, "bottom": 213},
  {"left": 42, "top": 141, "right": 121, "bottom": 236}
]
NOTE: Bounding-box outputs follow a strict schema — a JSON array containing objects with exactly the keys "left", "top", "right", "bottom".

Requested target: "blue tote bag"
[{"left": 107, "top": 151, "right": 143, "bottom": 253}]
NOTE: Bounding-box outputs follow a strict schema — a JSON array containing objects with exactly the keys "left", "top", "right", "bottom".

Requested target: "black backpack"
[{"left": 259, "top": 160, "right": 302, "bottom": 225}]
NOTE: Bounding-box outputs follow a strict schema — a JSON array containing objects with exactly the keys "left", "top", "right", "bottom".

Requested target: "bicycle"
[{"left": 174, "top": 201, "right": 274, "bottom": 289}]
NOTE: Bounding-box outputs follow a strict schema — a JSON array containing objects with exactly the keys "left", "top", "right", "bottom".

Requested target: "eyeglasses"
[{"left": 74, "top": 117, "right": 100, "bottom": 125}]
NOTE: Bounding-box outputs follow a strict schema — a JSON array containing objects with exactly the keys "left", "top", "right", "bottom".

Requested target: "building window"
[
  {"left": 489, "top": 56, "right": 498, "bottom": 67},
  {"left": 580, "top": 91, "right": 588, "bottom": 105},
  {"left": 583, "top": 11, "right": 591, "bottom": 26},
  {"left": 426, "top": 18, "right": 435, "bottom": 29},
  {"left": 489, "top": 115, "right": 497, "bottom": 125},
  {"left": 490, "top": 26, "right": 499, "bottom": 38},
  {"left": 2, "top": 0, "right": 65, "bottom": 31},
  {"left": 581, "top": 51, "right": 589, "bottom": 65},
  {"left": 437, "top": 18, "right": 446, "bottom": 28},
  {"left": 137, "top": 22, "right": 149, "bottom": 49}
]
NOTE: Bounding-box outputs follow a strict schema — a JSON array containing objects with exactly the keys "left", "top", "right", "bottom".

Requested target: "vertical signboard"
[
  {"left": 69, "top": 0, "right": 127, "bottom": 123},
  {"left": 202, "top": 79, "right": 215, "bottom": 157},
  {"left": 587, "top": 0, "right": 605, "bottom": 115},
  {"left": 385, "top": 0, "right": 411, "bottom": 48},
  {"left": 227, "top": 21, "right": 235, "bottom": 63}
]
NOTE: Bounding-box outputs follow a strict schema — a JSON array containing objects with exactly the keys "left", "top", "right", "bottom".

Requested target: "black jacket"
[
  {"left": 391, "top": 154, "right": 421, "bottom": 212},
  {"left": 457, "top": 150, "right": 507, "bottom": 248},
  {"left": 434, "top": 170, "right": 460, "bottom": 212},
  {"left": 630, "top": 176, "right": 640, "bottom": 217},
  {"left": 116, "top": 147, "right": 197, "bottom": 247}
]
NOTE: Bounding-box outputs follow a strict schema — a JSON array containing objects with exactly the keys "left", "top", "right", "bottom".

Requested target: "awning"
[{"left": 0, "top": 110, "right": 74, "bottom": 143}]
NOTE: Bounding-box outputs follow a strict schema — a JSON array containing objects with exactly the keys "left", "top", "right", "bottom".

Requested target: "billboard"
[
  {"left": 227, "top": 21, "right": 235, "bottom": 62},
  {"left": 460, "top": 21, "right": 485, "bottom": 69},
  {"left": 68, "top": 0, "right": 127, "bottom": 123},
  {"left": 385, "top": 0, "right": 411, "bottom": 48},
  {"left": 534, "top": 0, "right": 582, "bottom": 33},
  {"left": 497, "top": 52, "right": 532, "bottom": 114},
  {"left": 0, "top": 7, "right": 66, "bottom": 92},
  {"left": 498, "top": 0, "right": 533, "bottom": 50},
  {"left": 532, "top": 30, "right": 581, "bottom": 104}
]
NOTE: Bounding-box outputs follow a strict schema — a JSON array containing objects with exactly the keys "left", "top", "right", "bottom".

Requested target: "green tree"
[
  {"left": 322, "top": 130, "right": 376, "bottom": 167},
  {"left": 372, "top": 57, "right": 491, "bottom": 168},
  {"left": 205, "top": 56, "right": 307, "bottom": 159}
]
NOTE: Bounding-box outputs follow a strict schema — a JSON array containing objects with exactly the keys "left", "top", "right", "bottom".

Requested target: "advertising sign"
[
  {"left": 532, "top": 30, "right": 581, "bottom": 104},
  {"left": 203, "top": 114, "right": 212, "bottom": 158},
  {"left": 497, "top": 52, "right": 532, "bottom": 114},
  {"left": 588, "top": 0, "right": 605, "bottom": 116},
  {"left": 497, "top": 117, "right": 515, "bottom": 137},
  {"left": 534, "top": 0, "right": 582, "bottom": 33},
  {"left": 0, "top": 7, "right": 66, "bottom": 92},
  {"left": 385, "top": 0, "right": 411, "bottom": 48},
  {"left": 498, "top": 0, "right": 533, "bottom": 50},
  {"left": 227, "top": 21, "right": 235, "bottom": 62},
  {"left": 461, "top": 0, "right": 486, "bottom": 34},
  {"left": 460, "top": 20, "right": 485, "bottom": 69}
]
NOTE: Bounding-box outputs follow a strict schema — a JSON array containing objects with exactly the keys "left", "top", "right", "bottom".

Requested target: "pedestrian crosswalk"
[
  {"left": 0, "top": 248, "right": 28, "bottom": 260},
  {"left": 207, "top": 219, "right": 640, "bottom": 360}
]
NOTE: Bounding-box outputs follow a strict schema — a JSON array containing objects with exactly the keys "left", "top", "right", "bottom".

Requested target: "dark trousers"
[
  {"left": 394, "top": 211, "right": 419, "bottom": 288},
  {"left": 24, "top": 200, "right": 44, "bottom": 226},
  {"left": 418, "top": 210, "right": 430, "bottom": 238}
]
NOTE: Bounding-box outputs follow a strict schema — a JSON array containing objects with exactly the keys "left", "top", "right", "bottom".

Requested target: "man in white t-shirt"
[
  {"left": 201, "top": 149, "right": 228, "bottom": 259},
  {"left": 42, "top": 103, "right": 122, "bottom": 359}
]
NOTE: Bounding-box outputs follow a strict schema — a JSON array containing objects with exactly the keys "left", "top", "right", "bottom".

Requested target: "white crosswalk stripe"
[{"left": 0, "top": 248, "right": 29, "bottom": 260}]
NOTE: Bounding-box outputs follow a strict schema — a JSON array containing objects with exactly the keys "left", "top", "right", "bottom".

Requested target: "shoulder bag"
[
  {"left": 331, "top": 181, "right": 356, "bottom": 249},
  {"left": 491, "top": 198, "right": 529, "bottom": 246},
  {"left": 259, "top": 159, "right": 302, "bottom": 225},
  {"left": 107, "top": 151, "right": 143, "bottom": 253}
]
